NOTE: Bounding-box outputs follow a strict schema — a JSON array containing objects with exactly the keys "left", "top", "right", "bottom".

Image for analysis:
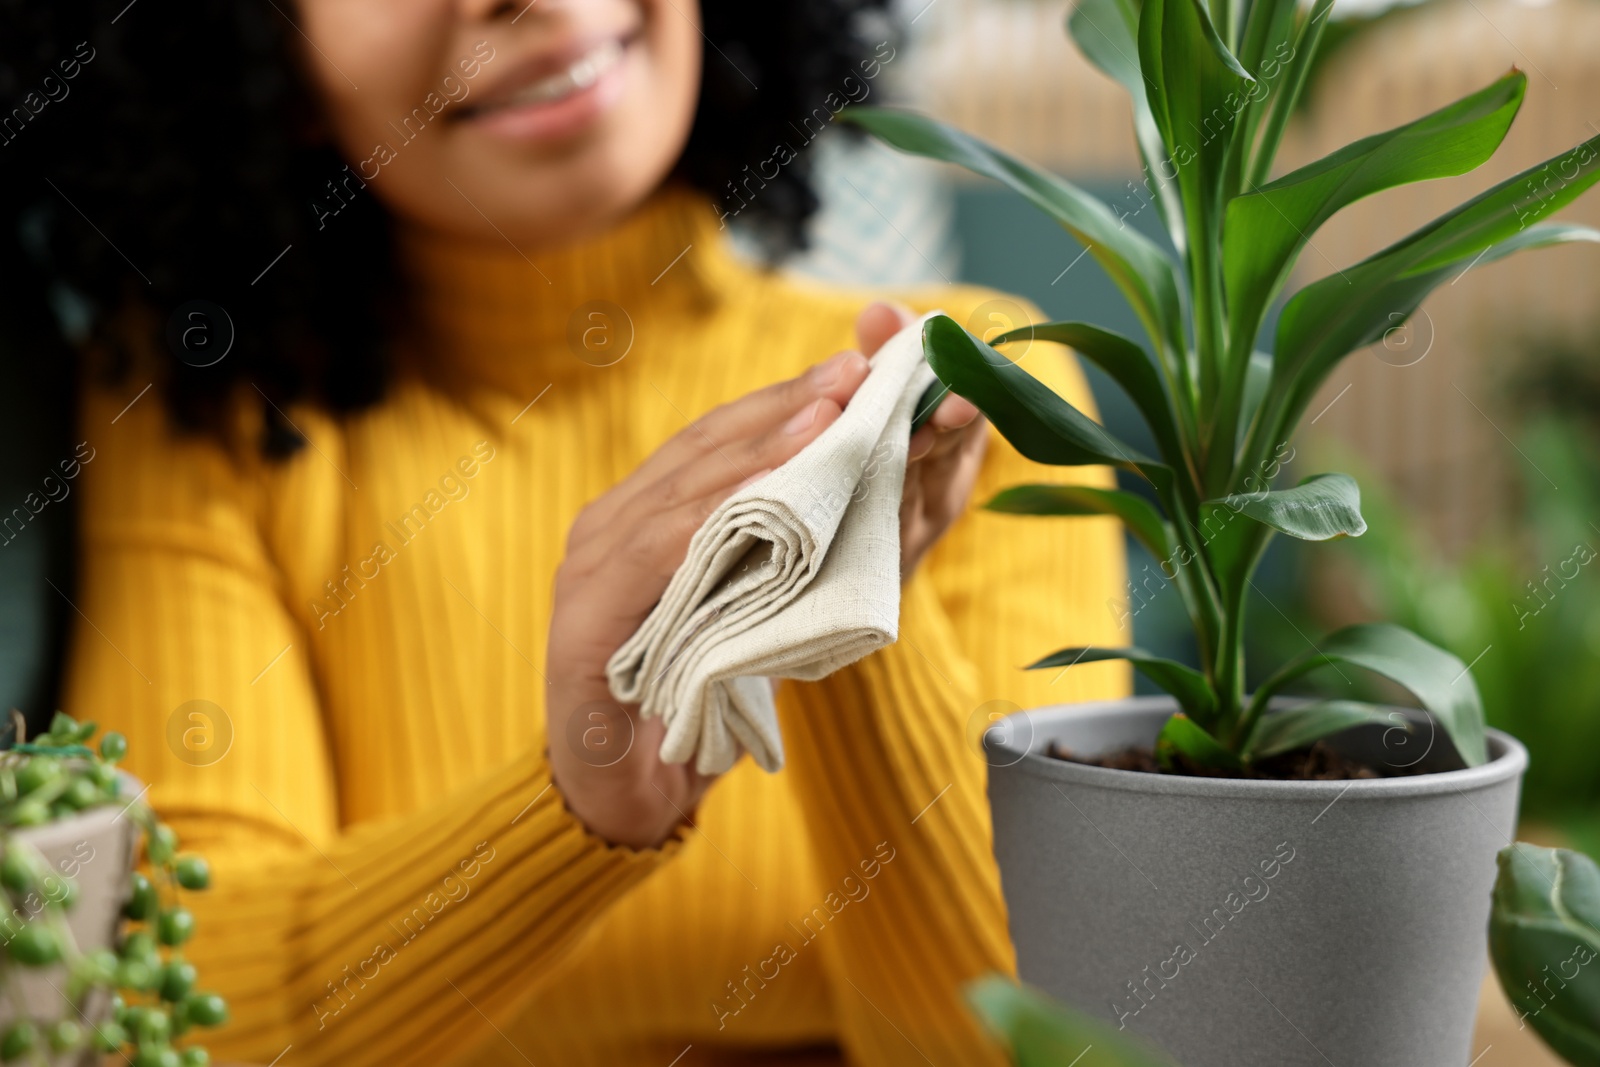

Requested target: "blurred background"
[
  {"left": 765, "top": 0, "right": 1599, "bottom": 1061},
  {"left": 0, "top": 0, "right": 1589, "bottom": 1059}
]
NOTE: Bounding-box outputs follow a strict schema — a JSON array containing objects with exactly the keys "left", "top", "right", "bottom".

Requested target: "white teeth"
[{"left": 505, "top": 40, "right": 623, "bottom": 107}]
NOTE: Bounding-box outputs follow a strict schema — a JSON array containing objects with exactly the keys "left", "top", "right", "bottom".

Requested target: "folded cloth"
[{"left": 606, "top": 312, "right": 943, "bottom": 775}]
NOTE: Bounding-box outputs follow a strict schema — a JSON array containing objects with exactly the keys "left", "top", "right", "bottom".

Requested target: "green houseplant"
[
  {"left": 0, "top": 713, "right": 225, "bottom": 1066},
  {"left": 839, "top": 0, "right": 1598, "bottom": 1062},
  {"left": 846, "top": 6, "right": 1599, "bottom": 771},
  {"left": 1309, "top": 416, "right": 1600, "bottom": 842}
]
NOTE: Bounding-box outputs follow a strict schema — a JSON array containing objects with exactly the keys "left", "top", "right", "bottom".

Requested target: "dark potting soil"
[{"left": 1046, "top": 739, "right": 1391, "bottom": 781}]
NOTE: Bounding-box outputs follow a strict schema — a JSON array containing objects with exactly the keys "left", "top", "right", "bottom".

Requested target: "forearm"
[{"left": 163, "top": 756, "right": 676, "bottom": 1066}]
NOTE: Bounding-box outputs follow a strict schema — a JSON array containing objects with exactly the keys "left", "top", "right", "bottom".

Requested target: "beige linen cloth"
[{"left": 606, "top": 312, "right": 942, "bottom": 775}]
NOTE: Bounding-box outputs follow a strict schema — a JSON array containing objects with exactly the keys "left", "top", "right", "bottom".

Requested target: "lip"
[{"left": 460, "top": 32, "right": 636, "bottom": 144}]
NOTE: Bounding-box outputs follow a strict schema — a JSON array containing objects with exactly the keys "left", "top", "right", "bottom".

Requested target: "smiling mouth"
[{"left": 471, "top": 38, "right": 627, "bottom": 116}]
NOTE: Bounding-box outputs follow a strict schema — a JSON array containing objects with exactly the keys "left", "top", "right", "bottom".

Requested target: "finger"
[
  {"left": 929, "top": 393, "right": 980, "bottom": 431},
  {"left": 901, "top": 424, "right": 989, "bottom": 579},
  {"left": 855, "top": 301, "right": 915, "bottom": 359},
  {"left": 898, "top": 469, "right": 926, "bottom": 581},
  {"left": 909, "top": 410, "right": 985, "bottom": 465},
  {"left": 590, "top": 354, "right": 870, "bottom": 526},
  {"left": 635, "top": 395, "right": 847, "bottom": 521},
  {"left": 569, "top": 460, "right": 776, "bottom": 590},
  {"left": 583, "top": 389, "right": 848, "bottom": 574},
  {"left": 638, "top": 352, "right": 867, "bottom": 486}
]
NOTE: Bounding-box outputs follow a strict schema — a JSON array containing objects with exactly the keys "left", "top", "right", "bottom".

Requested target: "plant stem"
[
  {"left": 1189, "top": 225, "right": 1227, "bottom": 434},
  {"left": 1168, "top": 502, "right": 1224, "bottom": 682},
  {"left": 1214, "top": 599, "right": 1248, "bottom": 732},
  {"left": 1230, "top": 389, "right": 1281, "bottom": 496},
  {"left": 1203, "top": 334, "right": 1258, "bottom": 495}
]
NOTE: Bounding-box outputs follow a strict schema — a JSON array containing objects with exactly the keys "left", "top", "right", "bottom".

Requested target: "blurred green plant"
[
  {"left": 844, "top": 0, "right": 1600, "bottom": 771},
  {"left": 1489, "top": 844, "right": 1600, "bottom": 1065},
  {"left": 0, "top": 712, "right": 224, "bottom": 1066},
  {"left": 968, "top": 976, "right": 1176, "bottom": 1066},
  {"left": 1315, "top": 414, "right": 1600, "bottom": 845}
]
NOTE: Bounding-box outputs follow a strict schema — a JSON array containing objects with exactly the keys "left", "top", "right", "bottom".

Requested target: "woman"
[{"left": 6, "top": 1, "right": 1127, "bottom": 1063}]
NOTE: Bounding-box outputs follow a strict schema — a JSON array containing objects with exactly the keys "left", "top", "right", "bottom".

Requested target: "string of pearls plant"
[{"left": 0, "top": 712, "right": 225, "bottom": 1066}]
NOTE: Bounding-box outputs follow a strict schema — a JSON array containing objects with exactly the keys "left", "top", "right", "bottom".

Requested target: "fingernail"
[{"left": 784, "top": 400, "right": 820, "bottom": 434}]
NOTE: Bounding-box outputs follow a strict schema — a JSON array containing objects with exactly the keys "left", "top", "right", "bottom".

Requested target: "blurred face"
[{"left": 294, "top": 0, "right": 703, "bottom": 249}]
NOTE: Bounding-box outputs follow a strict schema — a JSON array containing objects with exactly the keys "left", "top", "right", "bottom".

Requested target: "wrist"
[
  {"left": 549, "top": 757, "right": 686, "bottom": 850},
  {"left": 547, "top": 685, "right": 688, "bottom": 850}
]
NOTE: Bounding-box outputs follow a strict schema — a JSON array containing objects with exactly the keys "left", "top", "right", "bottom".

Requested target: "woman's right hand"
[{"left": 545, "top": 349, "right": 872, "bottom": 849}]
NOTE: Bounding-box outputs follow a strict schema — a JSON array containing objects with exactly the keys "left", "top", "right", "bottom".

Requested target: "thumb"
[{"left": 855, "top": 300, "right": 915, "bottom": 359}]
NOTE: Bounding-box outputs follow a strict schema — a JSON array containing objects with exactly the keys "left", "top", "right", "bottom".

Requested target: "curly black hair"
[{"left": 0, "top": 1, "right": 894, "bottom": 455}]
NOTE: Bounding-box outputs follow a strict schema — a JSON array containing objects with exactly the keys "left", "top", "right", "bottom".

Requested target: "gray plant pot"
[
  {"left": 0, "top": 793, "right": 140, "bottom": 1065},
  {"left": 984, "top": 697, "right": 1527, "bottom": 1067}
]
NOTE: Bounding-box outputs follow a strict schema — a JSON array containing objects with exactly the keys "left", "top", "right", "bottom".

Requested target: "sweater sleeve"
[
  {"left": 60, "top": 388, "right": 677, "bottom": 1066},
  {"left": 775, "top": 330, "right": 1131, "bottom": 1064}
]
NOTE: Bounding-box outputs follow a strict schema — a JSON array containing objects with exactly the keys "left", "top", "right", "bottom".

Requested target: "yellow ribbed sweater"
[{"left": 63, "top": 188, "right": 1128, "bottom": 1066}]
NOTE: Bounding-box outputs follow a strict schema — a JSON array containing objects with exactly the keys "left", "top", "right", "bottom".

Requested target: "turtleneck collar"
[{"left": 395, "top": 185, "right": 743, "bottom": 396}]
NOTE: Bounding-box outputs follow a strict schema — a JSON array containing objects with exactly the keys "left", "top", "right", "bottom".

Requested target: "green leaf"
[
  {"left": 1235, "top": 0, "right": 1299, "bottom": 90},
  {"left": 1224, "top": 0, "right": 1299, "bottom": 198},
  {"left": 1267, "top": 220, "right": 1600, "bottom": 452},
  {"left": 1068, "top": 0, "right": 1187, "bottom": 257},
  {"left": 1139, "top": 0, "right": 1253, "bottom": 413},
  {"left": 1139, "top": 0, "right": 1254, "bottom": 154},
  {"left": 840, "top": 107, "right": 1185, "bottom": 360},
  {"left": 1068, "top": 0, "right": 1145, "bottom": 109},
  {"left": 1196, "top": 472, "right": 1364, "bottom": 662},
  {"left": 922, "top": 315, "right": 1171, "bottom": 490},
  {"left": 1244, "top": 700, "right": 1401, "bottom": 759},
  {"left": 1027, "top": 646, "right": 1217, "bottom": 724},
  {"left": 1212, "top": 472, "right": 1367, "bottom": 541},
  {"left": 1238, "top": 350, "right": 1273, "bottom": 450},
  {"left": 967, "top": 976, "right": 1178, "bottom": 1067},
  {"left": 985, "top": 484, "right": 1175, "bottom": 563},
  {"left": 1137, "top": 0, "right": 1253, "bottom": 215},
  {"left": 992, "top": 320, "right": 1188, "bottom": 470},
  {"left": 1251, "top": 622, "right": 1489, "bottom": 766},
  {"left": 1226, "top": 71, "right": 1527, "bottom": 366},
  {"left": 983, "top": 421, "right": 1220, "bottom": 661},
  {"left": 1198, "top": 496, "right": 1274, "bottom": 619},
  {"left": 1156, "top": 713, "right": 1242, "bottom": 771},
  {"left": 1245, "top": 0, "right": 1336, "bottom": 189},
  {"left": 1489, "top": 844, "right": 1600, "bottom": 1066},
  {"left": 1265, "top": 134, "right": 1600, "bottom": 442},
  {"left": 1208, "top": 0, "right": 1345, "bottom": 473},
  {"left": 909, "top": 378, "right": 945, "bottom": 435}
]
